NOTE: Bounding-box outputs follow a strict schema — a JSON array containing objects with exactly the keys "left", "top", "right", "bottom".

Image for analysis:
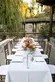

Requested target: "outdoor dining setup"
[
  {"left": 1, "top": 0, "right": 55, "bottom": 82},
  {"left": 3, "top": 37, "right": 53, "bottom": 82}
]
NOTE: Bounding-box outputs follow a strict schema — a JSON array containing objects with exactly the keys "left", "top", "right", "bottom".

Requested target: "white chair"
[{"left": 4, "top": 44, "right": 14, "bottom": 64}]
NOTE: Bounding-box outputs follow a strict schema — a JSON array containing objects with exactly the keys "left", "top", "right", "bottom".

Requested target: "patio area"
[
  {"left": 0, "top": 0, "right": 55, "bottom": 82},
  {"left": 0, "top": 36, "right": 55, "bottom": 82}
]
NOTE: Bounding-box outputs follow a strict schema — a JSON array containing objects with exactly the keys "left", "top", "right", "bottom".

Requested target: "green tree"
[
  {"left": 30, "top": 0, "right": 37, "bottom": 17},
  {"left": 0, "top": 0, "right": 23, "bottom": 37},
  {"left": 39, "top": 24, "right": 49, "bottom": 39},
  {"left": 31, "top": 0, "right": 36, "bottom": 9},
  {"left": 44, "top": 6, "right": 50, "bottom": 17}
]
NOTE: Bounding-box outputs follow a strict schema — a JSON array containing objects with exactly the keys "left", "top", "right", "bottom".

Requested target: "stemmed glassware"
[{"left": 23, "top": 49, "right": 34, "bottom": 69}]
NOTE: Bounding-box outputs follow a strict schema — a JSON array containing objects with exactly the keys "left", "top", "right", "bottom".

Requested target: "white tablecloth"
[
  {"left": 5, "top": 38, "right": 53, "bottom": 82},
  {"left": 5, "top": 55, "right": 52, "bottom": 82}
]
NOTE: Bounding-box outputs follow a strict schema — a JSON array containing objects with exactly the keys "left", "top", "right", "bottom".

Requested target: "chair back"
[
  {"left": 4, "top": 44, "right": 9, "bottom": 59},
  {"left": 10, "top": 41, "right": 13, "bottom": 54},
  {"left": 39, "top": 39, "right": 47, "bottom": 52},
  {"left": 50, "top": 37, "right": 55, "bottom": 47},
  {"left": 46, "top": 43, "right": 52, "bottom": 58},
  {"left": 49, "top": 46, "right": 55, "bottom": 64}
]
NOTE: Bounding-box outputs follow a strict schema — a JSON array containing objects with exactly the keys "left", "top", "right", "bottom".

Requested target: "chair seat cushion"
[
  {"left": 12, "top": 48, "right": 17, "bottom": 52},
  {"left": 7, "top": 55, "right": 14, "bottom": 60}
]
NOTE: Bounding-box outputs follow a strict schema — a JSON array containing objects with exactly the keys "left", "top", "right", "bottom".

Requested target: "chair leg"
[
  {"left": 6, "top": 60, "right": 8, "bottom": 65},
  {"left": 0, "top": 76, "right": 2, "bottom": 81},
  {"left": 52, "top": 74, "right": 55, "bottom": 82},
  {"left": 6, "top": 60, "right": 11, "bottom": 64},
  {"left": 45, "top": 58, "right": 49, "bottom": 64},
  {"left": 0, "top": 76, "right": 5, "bottom": 82},
  {"left": 41, "top": 51, "right": 44, "bottom": 54},
  {"left": 6, "top": 60, "right": 9, "bottom": 64},
  {"left": 8, "top": 60, "right": 10, "bottom": 64}
]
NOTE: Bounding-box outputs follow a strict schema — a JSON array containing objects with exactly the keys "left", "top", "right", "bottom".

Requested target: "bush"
[{"left": 39, "top": 24, "right": 49, "bottom": 39}]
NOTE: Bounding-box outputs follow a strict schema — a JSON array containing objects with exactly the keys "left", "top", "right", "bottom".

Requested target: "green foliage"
[
  {"left": 35, "top": 13, "right": 46, "bottom": 18},
  {"left": 0, "top": 0, "right": 23, "bottom": 37},
  {"left": 0, "top": 0, "right": 6, "bottom": 24},
  {"left": 31, "top": 0, "right": 36, "bottom": 8},
  {"left": 52, "top": 24, "right": 55, "bottom": 33},
  {"left": 43, "top": 7, "right": 50, "bottom": 16},
  {"left": 39, "top": 24, "right": 49, "bottom": 37}
]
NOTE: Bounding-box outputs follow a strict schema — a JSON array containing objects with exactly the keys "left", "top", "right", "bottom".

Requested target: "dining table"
[{"left": 5, "top": 37, "right": 53, "bottom": 82}]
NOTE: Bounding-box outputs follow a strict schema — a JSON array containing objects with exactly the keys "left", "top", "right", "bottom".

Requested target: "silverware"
[
  {"left": 34, "top": 56, "right": 42, "bottom": 57},
  {"left": 12, "top": 61, "right": 23, "bottom": 63},
  {"left": 35, "top": 61, "right": 44, "bottom": 62}
]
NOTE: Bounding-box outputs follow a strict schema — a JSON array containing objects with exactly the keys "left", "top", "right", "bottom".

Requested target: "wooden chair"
[
  {"left": 46, "top": 43, "right": 52, "bottom": 58},
  {"left": 49, "top": 46, "right": 55, "bottom": 64},
  {"left": 40, "top": 40, "right": 46, "bottom": 52},
  {"left": 34, "top": 39, "right": 49, "bottom": 61},
  {"left": 38, "top": 39, "right": 47, "bottom": 52},
  {"left": 4, "top": 44, "right": 14, "bottom": 64},
  {"left": 10, "top": 41, "right": 13, "bottom": 53},
  {"left": 41, "top": 42, "right": 52, "bottom": 63}
]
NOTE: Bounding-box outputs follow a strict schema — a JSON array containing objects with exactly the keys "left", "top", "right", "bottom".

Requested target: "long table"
[{"left": 5, "top": 38, "right": 53, "bottom": 82}]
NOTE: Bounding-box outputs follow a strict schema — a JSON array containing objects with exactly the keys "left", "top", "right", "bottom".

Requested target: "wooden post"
[
  {"left": 32, "top": 23, "right": 35, "bottom": 32},
  {"left": 34, "top": 23, "right": 36, "bottom": 32},
  {"left": 8, "top": 42, "right": 11, "bottom": 55},
  {"left": 23, "top": 24, "right": 25, "bottom": 37},
  {"left": 49, "top": 6, "right": 53, "bottom": 39}
]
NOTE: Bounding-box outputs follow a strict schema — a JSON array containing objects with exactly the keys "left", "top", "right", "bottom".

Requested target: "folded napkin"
[
  {"left": 15, "top": 51, "right": 25, "bottom": 56},
  {"left": 36, "top": 48, "right": 43, "bottom": 52},
  {"left": 12, "top": 56, "right": 23, "bottom": 63},
  {"left": 34, "top": 57, "right": 45, "bottom": 62},
  {"left": 15, "top": 45, "right": 21, "bottom": 48},
  {"left": 12, "top": 48, "right": 17, "bottom": 52},
  {"left": 36, "top": 46, "right": 41, "bottom": 48}
]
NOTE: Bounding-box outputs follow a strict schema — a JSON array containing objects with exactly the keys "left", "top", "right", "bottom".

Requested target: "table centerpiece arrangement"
[
  {"left": 22, "top": 38, "right": 36, "bottom": 52},
  {"left": 22, "top": 38, "right": 37, "bottom": 68}
]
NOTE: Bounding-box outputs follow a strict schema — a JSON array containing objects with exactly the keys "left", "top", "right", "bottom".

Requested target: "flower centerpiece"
[{"left": 22, "top": 38, "right": 36, "bottom": 51}]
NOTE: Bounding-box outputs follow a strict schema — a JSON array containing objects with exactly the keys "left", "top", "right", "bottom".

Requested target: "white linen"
[
  {"left": 15, "top": 51, "right": 25, "bottom": 56},
  {"left": 5, "top": 38, "right": 53, "bottom": 82},
  {"left": 15, "top": 49, "right": 42, "bottom": 57},
  {"left": 34, "top": 57, "right": 45, "bottom": 62},
  {"left": 36, "top": 46, "right": 41, "bottom": 48},
  {"left": 5, "top": 57, "right": 52, "bottom": 82},
  {"left": 12, "top": 55, "right": 23, "bottom": 62},
  {"left": 12, "top": 48, "right": 18, "bottom": 52}
]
